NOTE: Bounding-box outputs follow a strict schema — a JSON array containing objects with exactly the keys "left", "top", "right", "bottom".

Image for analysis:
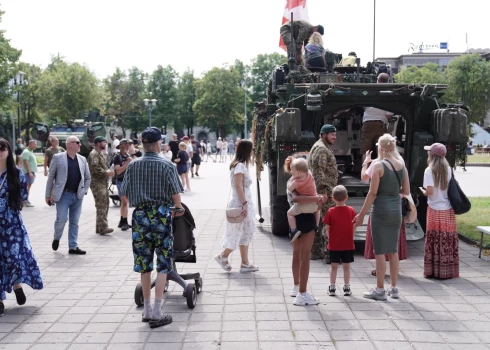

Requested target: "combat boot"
[
  {"left": 118, "top": 216, "right": 123, "bottom": 228},
  {"left": 121, "top": 218, "right": 130, "bottom": 231},
  {"left": 97, "top": 228, "right": 114, "bottom": 235}
]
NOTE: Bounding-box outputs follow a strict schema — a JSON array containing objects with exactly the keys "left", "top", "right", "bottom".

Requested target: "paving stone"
[
  {"left": 372, "top": 341, "right": 414, "bottom": 350},
  {"left": 329, "top": 329, "right": 369, "bottom": 341},
  {"left": 334, "top": 341, "right": 375, "bottom": 350}
]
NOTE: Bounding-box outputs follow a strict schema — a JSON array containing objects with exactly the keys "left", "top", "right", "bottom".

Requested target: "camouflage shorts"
[{"left": 132, "top": 203, "right": 173, "bottom": 274}]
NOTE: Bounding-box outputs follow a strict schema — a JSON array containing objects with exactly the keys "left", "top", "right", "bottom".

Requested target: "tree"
[
  {"left": 249, "top": 53, "right": 287, "bottom": 103},
  {"left": 176, "top": 69, "right": 196, "bottom": 135},
  {"left": 394, "top": 62, "right": 446, "bottom": 84},
  {"left": 230, "top": 60, "right": 251, "bottom": 137},
  {"left": 148, "top": 65, "right": 178, "bottom": 133},
  {"left": 193, "top": 67, "right": 243, "bottom": 137},
  {"left": 37, "top": 57, "right": 101, "bottom": 122},
  {"left": 0, "top": 8, "right": 21, "bottom": 109},
  {"left": 17, "top": 62, "right": 43, "bottom": 140},
  {"left": 444, "top": 54, "right": 490, "bottom": 124}
]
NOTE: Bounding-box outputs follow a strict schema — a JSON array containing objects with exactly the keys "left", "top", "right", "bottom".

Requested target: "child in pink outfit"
[{"left": 285, "top": 158, "right": 320, "bottom": 242}]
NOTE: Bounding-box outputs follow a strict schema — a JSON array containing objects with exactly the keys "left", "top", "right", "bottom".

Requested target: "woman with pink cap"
[{"left": 420, "top": 143, "right": 459, "bottom": 279}]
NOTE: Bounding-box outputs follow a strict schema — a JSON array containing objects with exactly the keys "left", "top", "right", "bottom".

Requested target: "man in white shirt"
[
  {"left": 361, "top": 73, "right": 392, "bottom": 161},
  {"left": 216, "top": 137, "right": 222, "bottom": 162},
  {"left": 111, "top": 134, "right": 120, "bottom": 154}
]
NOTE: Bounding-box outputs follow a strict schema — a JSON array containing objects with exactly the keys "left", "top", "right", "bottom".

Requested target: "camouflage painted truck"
[
  {"left": 252, "top": 63, "right": 468, "bottom": 242},
  {"left": 31, "top": 113, "right": 122, "bottom": 159}
]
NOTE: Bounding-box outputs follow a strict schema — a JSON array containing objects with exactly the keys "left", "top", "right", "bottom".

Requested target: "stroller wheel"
[
  {"left": 112, "top": 198, "right": 121, "bottom": 206},
  {"left": 195, "top": 278, "right": 203, "bottom": 294},
  {"left": 185, "top": 283, "right": 197, "bottom": 309},
  {"left": 164, "top": 281, "right": 169, "bottom": 292},
  {"left": 134, "top": 283, "right": 144, "bottom": 306}
]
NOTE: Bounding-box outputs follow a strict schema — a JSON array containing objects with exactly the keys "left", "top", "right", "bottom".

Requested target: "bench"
[{"left": 476, "top": 226, "right": 490, "bottom": 258}]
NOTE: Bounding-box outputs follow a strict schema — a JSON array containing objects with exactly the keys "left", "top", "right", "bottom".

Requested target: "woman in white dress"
[
  {"left": 215, "top": 140, "right": 258, "bottom": 272},
  {"left": 221, "top": 139, "right": 228, "bottom": 163}
]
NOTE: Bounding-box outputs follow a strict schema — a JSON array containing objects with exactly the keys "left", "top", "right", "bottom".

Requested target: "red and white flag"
[{"left": 279, "top": 0, "right": 309, "bottom": 51}]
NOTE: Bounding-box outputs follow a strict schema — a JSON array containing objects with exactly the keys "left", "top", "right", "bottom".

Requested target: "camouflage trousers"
[
  {"left": 311, "top": 200, "right": 335, "bottom": 262},
  {"left": 91, "top": 183, "right": 109, "bottom": 232}
]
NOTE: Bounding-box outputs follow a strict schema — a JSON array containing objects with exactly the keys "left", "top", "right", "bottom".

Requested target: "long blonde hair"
[
  {"left": 377, "top": 133, "right": 403, "bottom": 161},
  {"left": 308, "top": 32, "right": 324, "bottom": 47},
  {"left": 427, "top": 152, "right": 449, "bottom": 190}
]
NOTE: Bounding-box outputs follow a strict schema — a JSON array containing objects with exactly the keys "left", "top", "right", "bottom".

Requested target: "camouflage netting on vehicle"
[
  {"left": 252, "top": 102, "right": 280, "bottom": 181},
  {"left": 286, "top": 65, "right": 316, "bottom": 84}
]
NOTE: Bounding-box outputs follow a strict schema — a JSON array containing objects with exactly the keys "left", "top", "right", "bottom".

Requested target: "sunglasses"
[
  {"left": 0, "top": 146, "right": 7, "bottom": 152},
  {"left": 71, "top": 141, "right": 81, "bottom": 145}
]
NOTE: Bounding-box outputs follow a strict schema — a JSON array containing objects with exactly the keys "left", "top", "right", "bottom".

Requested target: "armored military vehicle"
[
  {"left": 253, "top": 57, "right": 468, "bottom": 241},
  {"left": 31, "top": 112, "right": 122, "bottom": 158}
]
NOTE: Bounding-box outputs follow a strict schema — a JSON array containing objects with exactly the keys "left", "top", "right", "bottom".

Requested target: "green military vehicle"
[
  {"left": 31, "top": 113, "right": 122, "bottom": 159},
  {"left": 252, "top": 59, "right": 468, "bottom": 242}
]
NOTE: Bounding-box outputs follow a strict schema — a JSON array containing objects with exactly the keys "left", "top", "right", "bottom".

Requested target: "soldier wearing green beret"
[
  {"left": 88, "top": 136, "right": 114, "bottom": 235},
  {"left": 307, "top": 124, "right": 338, "bottom": 262}
]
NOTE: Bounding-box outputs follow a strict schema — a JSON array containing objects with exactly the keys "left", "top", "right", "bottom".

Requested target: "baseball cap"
[
  {"left": 141, "top": 127, "right": 162, "bottom": 144},
  {"left": 182, "top": 136, "right": 189, "bottom": 141},
  {"left": 320, "top": 124, "right": 336, "bottom": 134},
  {"left": 116, "top": 138, "right": 132, "bottom": 149},
  {"left": 424, "top": 143, "right": 446, "bottom": 157},
  {"left": 93, "top": 136, "right": 106, "bottom": 143}
]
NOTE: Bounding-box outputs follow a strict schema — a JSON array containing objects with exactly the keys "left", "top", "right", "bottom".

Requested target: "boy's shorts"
[
  {"left": 132, "top": 203, "right": 173, "bottom": 274},
  {"left": 288, "top": 202, "right": 318, "bottom": 216},
  {"left": 329, "top": 250, "right": 355, "bottom": 264},
  {"left": 24, "top": 172, "right": 36, "bottom": 185}
]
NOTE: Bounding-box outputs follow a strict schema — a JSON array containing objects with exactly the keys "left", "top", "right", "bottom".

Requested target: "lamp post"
[{"left": 143, "top": 98, "right": 157, "bottom": 127}]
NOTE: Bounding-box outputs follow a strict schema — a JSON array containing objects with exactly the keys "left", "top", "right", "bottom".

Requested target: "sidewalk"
[{"left": 1, "top": 162, "right": 490, "bottom": 350}]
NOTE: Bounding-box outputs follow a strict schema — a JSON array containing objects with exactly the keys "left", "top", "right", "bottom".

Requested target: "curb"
[
  {"left": 463, "top": 163, "right": 490, "bottom": 167},
  {"left": 458, "top": 232, "right": 490, "bottom": 251}
]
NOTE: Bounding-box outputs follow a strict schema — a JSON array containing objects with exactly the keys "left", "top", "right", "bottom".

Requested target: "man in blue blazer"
[{"left": 45, "top": 136, "right": 91, "bottom": 254}]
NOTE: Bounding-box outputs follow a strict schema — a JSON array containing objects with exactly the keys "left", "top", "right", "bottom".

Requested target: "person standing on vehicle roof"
[
  {"left": 280, "top": 20, "right": 324, "bottom": 65},
  {"left": 308, "top": 124, "right": 338, "bottom": 262},
  {"left": 119, "top": 127, "right": 184, "bottom": 329},
  {"left": 361, "top": 73, "right": 393, "bottom": 162},
  {"left": 114, "top": 139, "right": 133, "bottom": 231},
  {"left": 88, "top": 136, "right": 114, "bottom": 235}
]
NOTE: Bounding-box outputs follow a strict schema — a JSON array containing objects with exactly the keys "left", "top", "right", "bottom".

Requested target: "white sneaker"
[
  {"left": 290, "top": 285, "right": 299, "bottom": 297},
  {"left": 363, "top": 288, "right": 387, "bottom": 301},
  {"left": 387, "top": 286, "right": 399, "bottom": 299},
  {"left": 293, "top": 291, "right": 320, "bottom": 306}
]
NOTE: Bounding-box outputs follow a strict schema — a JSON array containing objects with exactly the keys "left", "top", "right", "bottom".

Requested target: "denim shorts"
[
  {"left": 24, "top": 172, "right": 36, "bottom": 185},
  {"left": 132, "top": 203, "right": 173, "bottom": 274}
]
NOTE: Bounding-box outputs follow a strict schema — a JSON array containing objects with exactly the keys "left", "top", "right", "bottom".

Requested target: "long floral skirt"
[
  {"left": 424, "top": 207, "right": 459, "bottom": 279},
  {"left": 364, "top": 216, "right": 408, "bottom": 261}
]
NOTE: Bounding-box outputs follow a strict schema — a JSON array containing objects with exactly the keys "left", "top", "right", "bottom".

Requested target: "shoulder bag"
[
  {"left": 225, "top": 165, "right": 245, "bottom": 224},
  {"left": 384, "top": 159, "right": 413, "bottom": 221},
  {"left": 447, "top": 169, "right": 471, "bottom": 215}
]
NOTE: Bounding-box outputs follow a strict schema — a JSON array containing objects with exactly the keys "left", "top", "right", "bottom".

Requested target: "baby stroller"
[
  {"left": 108, "top": 176, "right": 121, "bottom": 206},
  {"left": 134, "top": 202, "right": 201, "bottom": 309}
]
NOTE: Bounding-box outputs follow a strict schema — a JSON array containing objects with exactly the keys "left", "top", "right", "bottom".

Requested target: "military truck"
[
  {"left": 31, "top": 113, "right": 122, "bottom": 159},
  {"left": 252, "top": 61, "right": 468, "bottom": 241}
]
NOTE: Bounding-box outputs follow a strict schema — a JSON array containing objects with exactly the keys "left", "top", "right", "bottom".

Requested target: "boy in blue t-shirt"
[{"left": 323, "top": 185, "right": 357, "bottom": 296}]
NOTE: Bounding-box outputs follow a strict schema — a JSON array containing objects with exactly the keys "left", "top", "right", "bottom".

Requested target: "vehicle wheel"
[
  {"left": 269, "top": 156, "right": 290, "bottom": 236},
  {"left": 164, "top": 281, "right": 169, "bottom": 293},
  {"left": 134, "top": 283, "right": 144, "bottom": 307},
  {"left": 112, "top": 199, "right": 121, "bottom": 206},
  {"left": 186, "top": 283, "right": 197, "bottom": 309},
  {"left": 195, "top": 278, "right": 203, "bottom": 294}
]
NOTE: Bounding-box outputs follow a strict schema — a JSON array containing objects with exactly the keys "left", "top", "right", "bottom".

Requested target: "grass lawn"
[
  {"left": 36, "top": 154, "right": 44, "bottom": 165},
  {"left": 457, "top": 197, "right": 490, "bottom": 249},
  {"left": 465, "top": 154, "right": 490, "bottom": 164}
]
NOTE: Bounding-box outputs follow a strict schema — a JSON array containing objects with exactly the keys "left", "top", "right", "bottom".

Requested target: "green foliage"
[
  {"left": 0, "top": 8, "right": 21, "bottom": 109},
  {"left": 394, "top": 62, "right": 446, "bottom": 84},
  {"left": 17, "top": 62, "right": 43, "bottom": 139},
  {"left": 37, "top": 56, "right": 101, "bottom": 122},
  {"left": 456, "top": 197, "right": 490, "bottom": 248},
  {"left": 149, "top": 65, "right": 178, "bottom": 131},
  {"left": 445, "top": 54, "right": 490, "bottom": 124},
  {"left": 193, "top": 67, "right": 244, "bottom": 137},
  {"left": 249, "top": 53, "right": 287, "bottom": 103},
  {"left": 176, "top": 69, "right": 196, "bottom": 134}
]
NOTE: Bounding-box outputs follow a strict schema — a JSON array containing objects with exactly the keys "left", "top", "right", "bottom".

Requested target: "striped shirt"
[{"left": 120, "top": 152, "right": 183, "bottom": 208}]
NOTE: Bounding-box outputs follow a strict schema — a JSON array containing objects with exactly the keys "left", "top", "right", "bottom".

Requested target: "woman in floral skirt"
[{"left": 0, "top": 138, "right": 43, "bottom": 316}]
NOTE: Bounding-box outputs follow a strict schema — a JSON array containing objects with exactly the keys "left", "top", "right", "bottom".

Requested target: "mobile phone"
[
  {"left": 170, "top": 207, "right": 185, "bottom": 214},
  {"left": 419, "top": 186, "right": 426, "bottom": 192},
  {"left": 49, "top": 199, "right": 55, "bottom": 206}
]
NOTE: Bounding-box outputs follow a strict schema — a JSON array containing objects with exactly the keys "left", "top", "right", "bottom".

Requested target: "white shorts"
[{"left": 288, "top": 202, "right": 318, "bottom": 216}]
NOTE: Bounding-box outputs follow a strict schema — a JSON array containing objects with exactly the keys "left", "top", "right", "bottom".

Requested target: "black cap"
[
  {"left": 316, "top": 25, "right": 324, "bottom": 36},
  {"left": 141, "top": 127, "right": 162, "bottom": 144},
  {"left": 93, "top": 136, "right": 106, "bottom": 143}
]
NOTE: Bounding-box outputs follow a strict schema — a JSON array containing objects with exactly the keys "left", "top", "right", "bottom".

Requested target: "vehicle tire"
[
  {"left": 195, "top": 277, "right": 203, "bottom": 294},
  {"left": 186, "top": 283, "right": 197, "bottom": 309},
  {"left": 134, "top": 283, "right": 144, "bottom": 307},
  {"left": 269, "top": 155, "right": 290, "bottom": 236}
]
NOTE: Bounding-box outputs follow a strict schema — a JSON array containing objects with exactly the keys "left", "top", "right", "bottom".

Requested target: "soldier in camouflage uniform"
[
  {"left": 308, "top": 124, "right": 338, "bottom": 262},
  {"left": 280, "top": 20, "right": 324, "bottom": 65},
  {"left": 88, "top": 136, "right": 114, "bottom": 235}
]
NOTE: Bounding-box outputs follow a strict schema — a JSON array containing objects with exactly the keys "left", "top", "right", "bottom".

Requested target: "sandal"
[
  {"left": 240, "top": 263, "right": 259, "bottom": 273},
  {"left": 214, "top": 254, "right": 232, "bottom": 272},
  {"left": 149, "top": 314, "right": 173, "bottom": 329}
]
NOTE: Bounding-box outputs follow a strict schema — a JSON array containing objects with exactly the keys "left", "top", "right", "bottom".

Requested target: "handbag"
[
  {"left": 384, "top": 159, "right": 412, "bottom": 219},
  {"left": 225, "top": 176, "right": 245, "bottom": 224},
  {"left": 447, "top": 169, "right": 471, "bottom": 215}
]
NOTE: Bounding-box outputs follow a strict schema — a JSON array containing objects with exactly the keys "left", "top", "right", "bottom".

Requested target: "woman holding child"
[{"left": 354, "top": 134, "right": 410, "bottom": 300}]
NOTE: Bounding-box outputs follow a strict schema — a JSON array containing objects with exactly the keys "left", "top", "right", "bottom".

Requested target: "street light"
[
  {"left": 243, "top": 79, "right": 247, "bottom": 139},
  {"left": 143, "top": 98, "right": 157, "bottom": 127}
]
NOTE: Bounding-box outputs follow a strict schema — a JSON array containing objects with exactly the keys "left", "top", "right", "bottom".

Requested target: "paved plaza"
[{"left": 1, "top": 162, "right": 489, "bottom": 350}]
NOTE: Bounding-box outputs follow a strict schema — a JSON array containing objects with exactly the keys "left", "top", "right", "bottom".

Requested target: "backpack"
[{"left": 447, "top": 169, "right": 471, "bottom": 215}]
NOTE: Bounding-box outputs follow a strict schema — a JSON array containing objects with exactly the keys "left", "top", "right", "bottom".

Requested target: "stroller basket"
[{"left": 134, "top": 202, "right": 201, "bottom": 309}]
